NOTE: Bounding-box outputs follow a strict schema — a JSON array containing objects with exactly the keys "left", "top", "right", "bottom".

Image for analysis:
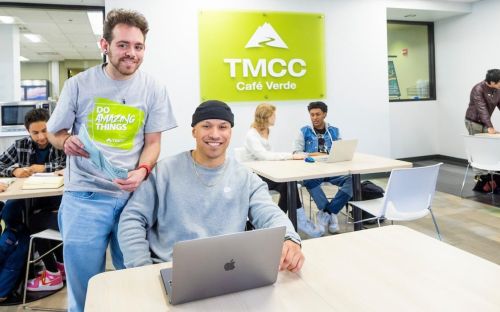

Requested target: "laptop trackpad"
[{"left": 160, "top": 268, "right": 173, "bottom": 303}]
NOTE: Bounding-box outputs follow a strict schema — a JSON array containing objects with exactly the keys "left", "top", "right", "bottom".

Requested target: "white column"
[
  {"left": 49, "top": 61, "right": 60, "bottom": 99},
  {"left": 0, "top": 24, "right": 21, "bottom": 102}
]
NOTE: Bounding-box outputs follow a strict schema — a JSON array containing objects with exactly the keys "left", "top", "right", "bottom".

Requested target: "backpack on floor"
[
  {"left": 359, "top": 181, "right": 385, "bottom": 224},
  {"left": 472, "top": 174, "right": 500, "bottom": 193},
  {"left": 0, "top": 227, "right": 29, "bottom": 300}
]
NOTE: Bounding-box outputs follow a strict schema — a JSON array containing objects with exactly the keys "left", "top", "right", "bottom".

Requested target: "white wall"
[
  {"left": 105, "top": 0, "right": 391, "bottom": 160},
  {"left": 434, "top": 0, "right": 500, "bottom": 158},
  {"left": 103, "top": 0, "right": 498, "bottom": 161},
  {"left": 386, "top": 0, "right": 471, "bottom": 159},
  {"left": 21, "top": 62, "right": 50, "bottom": 80},
  {"left": 389, "top": 100, "right": 439, "bottom": 158}
]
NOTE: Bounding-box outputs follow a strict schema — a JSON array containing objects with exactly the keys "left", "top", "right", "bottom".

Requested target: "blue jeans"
[
  {"left": 304, "top": 175, "right": 353, "bottom": 214},
  {"left": 58, "top": 191, "right": 128, "bottom": 312},
  {"left": 0, "top": 228, "right": 29, "bottom": 298},
  {"left": 2, "top": 196, "right": 61, "bottom": 232}
]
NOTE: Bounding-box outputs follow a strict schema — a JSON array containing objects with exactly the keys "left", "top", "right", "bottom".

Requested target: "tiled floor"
[{"left": 2, "top": 159, "right": 500, "bottom": 311}]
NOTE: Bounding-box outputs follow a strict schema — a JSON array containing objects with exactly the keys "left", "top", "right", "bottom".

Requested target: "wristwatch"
[{"left": 285, "top": 236, "right": 302, "bottom": 248}]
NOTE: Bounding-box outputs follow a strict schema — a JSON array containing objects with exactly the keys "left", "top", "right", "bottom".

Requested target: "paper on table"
[
  {"left": 33, "top": 172, "right": 56, "bottom": 177},
  {"left": 0, "top": 178, "right": 15, "bottom": 186},
  {"left": 22, "top": 176, "right": 64, "bottom": 189},
  {"left": 78, "top": 125, "right": 128, "bottom": 180}
]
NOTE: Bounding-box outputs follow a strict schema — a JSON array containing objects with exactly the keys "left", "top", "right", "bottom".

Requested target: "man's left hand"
[
  {"left": 113, "top": 168, "right": 147, "bottom": 192},
  {"left": 29, "top": 164, "right": 46, "bottom": 173},
  {"left": 279, "top": 240, "right": 305, "bottom": 272}
]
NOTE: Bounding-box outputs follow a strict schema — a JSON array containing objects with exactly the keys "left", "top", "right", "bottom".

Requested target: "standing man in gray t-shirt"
[{"left": 46, "top": 9, "right": 177, "bottom": 312}]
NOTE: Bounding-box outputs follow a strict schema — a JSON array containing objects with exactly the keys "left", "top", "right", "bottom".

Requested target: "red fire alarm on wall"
[{"left": 402, "top": 48, "right": 408, "bottom": 56}]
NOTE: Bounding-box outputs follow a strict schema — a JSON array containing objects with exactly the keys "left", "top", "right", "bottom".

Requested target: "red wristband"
[{"left": 137, "top": 163, "right": 152, "bottom": 178}]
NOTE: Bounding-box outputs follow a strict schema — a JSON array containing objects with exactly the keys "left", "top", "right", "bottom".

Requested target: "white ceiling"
[
  {"left": 388, "top": 0, "right": 483, "bottom": 22},
  {"left": 0, "top": 5, "right": 103, "bottom": 62},
  {"left": 0, "top": 0, "right": 483, "bottom": 62}
]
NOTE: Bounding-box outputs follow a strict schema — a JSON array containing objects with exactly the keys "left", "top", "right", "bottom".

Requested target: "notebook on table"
[
  {"left": 0, "top": 178, "right": 15, "bottom": 187},
  {"left": 160, "top": 226, "right": 286, "bottom": 305},
  {"left": 22, "top": 176, "right": 64, "bottom": 190},
  {"left": 315, "top": 139, "right": 358, "bottom": 163}
]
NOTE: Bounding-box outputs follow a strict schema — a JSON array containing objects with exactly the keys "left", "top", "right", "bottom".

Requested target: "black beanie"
[{"left": 191, "top": 100, "right": 234, "bottom": 127}]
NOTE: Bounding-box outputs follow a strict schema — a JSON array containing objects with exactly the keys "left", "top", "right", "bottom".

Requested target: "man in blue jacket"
[{"left": 293, "top": 101, "right": 352, "bottom": 233}]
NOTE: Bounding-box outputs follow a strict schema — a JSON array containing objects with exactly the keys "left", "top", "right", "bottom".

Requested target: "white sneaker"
[
  {"left": 297, "top": 208, "right": 324, "bottom": 238},
  {"left": 328, "top": 213, "right": 339, "bottom": 234},
  {"left": 316, "top": 210, "right": 331, "bottom": 234}
]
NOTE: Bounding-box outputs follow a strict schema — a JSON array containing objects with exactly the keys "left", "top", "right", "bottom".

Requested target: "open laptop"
[
  {"left": 315, "top": 139, "right": 358, "bottom": 163},
  {"left": 160, "top": 226, "right": 286, "bottom": 305}
]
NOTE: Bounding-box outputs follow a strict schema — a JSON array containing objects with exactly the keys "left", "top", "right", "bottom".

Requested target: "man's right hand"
[
  {"left": 487, "top": 127, "right": 497, "bottom": 134},
  {"left": 308, "top": 152, "right": 327, "bottom": 156},
  {"left": 292, "top": 153, "right": 306, "bottom": 160},
  {"left": 13, "top": 167, "right": 33, "bottom": 178},
  {"left": 64, "top": 135, "right": 89, "bottom": 158}
]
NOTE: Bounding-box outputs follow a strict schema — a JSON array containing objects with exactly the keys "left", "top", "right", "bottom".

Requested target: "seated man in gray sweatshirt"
[{"left": 118, "top": 100, "right": 304, "bottom": 272}]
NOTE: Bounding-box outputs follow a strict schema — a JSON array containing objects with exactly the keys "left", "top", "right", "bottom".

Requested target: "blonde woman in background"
[{"left": 242, "top": 103, "right": 323, "bottom": 238}]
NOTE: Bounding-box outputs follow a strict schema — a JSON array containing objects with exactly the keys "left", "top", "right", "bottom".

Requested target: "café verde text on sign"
[{"left": 198, "top": 11, "right": 325, "bottom": 102}]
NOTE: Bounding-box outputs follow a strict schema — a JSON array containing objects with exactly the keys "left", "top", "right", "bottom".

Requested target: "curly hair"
[
  {"left": 307, "top": 101, "right": 328, "bottom": 113},
  {"left": 103, "top": 9, "right": 149, "bottom": 43},
  {"left": 252, "top": 103, "right": 276, "bottom": 131},
  {"left": 24, "top": 108, "right": 50, "bottom": 129}
]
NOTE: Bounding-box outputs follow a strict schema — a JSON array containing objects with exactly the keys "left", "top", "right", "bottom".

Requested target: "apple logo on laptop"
[{"left": 224, "top": 259, "right": 235, "bottom": 271}]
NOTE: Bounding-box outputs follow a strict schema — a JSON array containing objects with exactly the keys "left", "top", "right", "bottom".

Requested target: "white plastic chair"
[
  {"left": 348, "top": 163, "right": 443, "bottom": 240},
  {"left": 22, "top": 229, "right": 65, "bottom": 311},
  {"left": 460, "top": 135, "right": 500, "bottom": 197}
]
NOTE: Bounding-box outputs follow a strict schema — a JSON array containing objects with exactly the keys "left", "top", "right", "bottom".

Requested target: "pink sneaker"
[
  {"left": 27, "top": 270, "right": 63, "bottom": 292},
  {"left": 56, "top": 261, "right": 65, "bottom": 281}
]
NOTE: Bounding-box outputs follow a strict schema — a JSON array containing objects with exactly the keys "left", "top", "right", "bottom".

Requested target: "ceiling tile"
[
  {"left": 23, "top": 22, "right": 63, "bottom": 35},
  {"left": 68, "top": 33, "right": 99, "bottom": 43},
  {"left": 5, "top": 8, "right": 52, "bottom": 23},
  {"left": 60, "top": 23, "right": 93, "bottom": 35},
  {"left": 48, "top": 10, "right": 89, "bottom": 24},
  {"left": 2, "top": 6, "right": 103, "bottom": 62}
]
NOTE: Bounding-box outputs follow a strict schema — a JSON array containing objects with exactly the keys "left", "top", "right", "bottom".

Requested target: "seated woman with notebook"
[
  {"left": 241, "top": 103, "right": 323, "bottom": 238},
  {"left": 0, "top": 108, "right": 66, "bottom": 301}
]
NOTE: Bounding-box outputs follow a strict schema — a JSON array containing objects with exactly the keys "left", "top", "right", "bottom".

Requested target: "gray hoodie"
[{"left": 118, "top": 151, "right": 300, "bottom": 268}]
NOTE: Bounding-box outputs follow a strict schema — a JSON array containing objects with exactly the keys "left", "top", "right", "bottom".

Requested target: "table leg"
[
  {"left": 352, "top": 174, "right": 363, "bottom": 231},
  {"left": 286, "top": 181, "right": 298, "bottom": 230},
  {"left": 23, "top": 198, "right": 33, "bottom": 228}
]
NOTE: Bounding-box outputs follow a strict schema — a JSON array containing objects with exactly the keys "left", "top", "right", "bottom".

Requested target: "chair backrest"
[
  {"left": 382, "top": 163, "right": 442, "bottom": 215},
  {"left": 463, "top": 135, "right": 500, "bottom": 169}
]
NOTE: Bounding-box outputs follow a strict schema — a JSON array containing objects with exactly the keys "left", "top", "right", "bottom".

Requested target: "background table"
[
  {"left": 0, "top": 177, "right": 64, "bottom": 201},
  {"left": 86, "top": 225, "right": 500, "bottom": 312},
  {"left": 244, "top": 153, "right": 411, "bottom": 230},
  {"left": 0, "top": 177, "right": 64, "bottom": 306},
  {"left": 0, "top": 177, "right": 63, "bottom": 226}
]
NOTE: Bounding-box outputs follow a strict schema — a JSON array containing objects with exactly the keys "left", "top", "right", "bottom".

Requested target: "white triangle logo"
[{"left": 245, "top": 22, "right": 288, "bottom": 49}]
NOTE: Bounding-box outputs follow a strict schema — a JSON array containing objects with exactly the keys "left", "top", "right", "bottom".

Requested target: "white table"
[
  {"left": 0, "top": 177, "right": 63, "bottom": 201},
  {"left": 85, "top": 225, "right": 500, "bottom": 312},
  {"left": 244, "top": 153, "right": 412, "bottom": 230},
  {"left": 0, "top": 177, "right": 63, "bottom": 227}
]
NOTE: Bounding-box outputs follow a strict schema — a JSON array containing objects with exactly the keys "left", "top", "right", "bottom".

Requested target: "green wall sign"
[{"left": 199, "top": 11, "right": 325, "bottom": 102}]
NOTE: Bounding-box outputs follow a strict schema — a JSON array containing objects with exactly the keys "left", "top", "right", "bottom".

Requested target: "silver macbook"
[
  {"left": 160, "top": 226, "right": 286, "bottom": 305},
  {"left": 316, "top": 139, "right": 358, "bottom": 163}
]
